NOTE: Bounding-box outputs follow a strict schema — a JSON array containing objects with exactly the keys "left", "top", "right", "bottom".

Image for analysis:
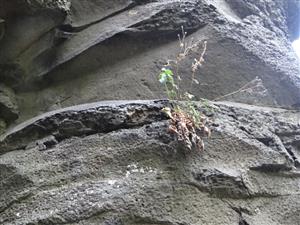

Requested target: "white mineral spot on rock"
[
  {"left": 125, "top": 163, "right": 159, "bottom": 178},
  {"left": 86, "top": 190, "right": 95, "bottom": 194},
  {"left": 107, "top": 180, "right": 117, "bottom": 185},
  {"left": 255, "top": 208, "right": 260, "bottom": 214}
]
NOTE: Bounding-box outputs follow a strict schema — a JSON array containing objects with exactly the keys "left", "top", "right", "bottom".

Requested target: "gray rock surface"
[
  {"left": 0, "top": 100, "right": 300, "bottom": 225},
  {"left": 0, "top": 0, "right": 299, "bottom": 123},
  {"left": 0, "top": 84, "right": 19, "bottom": 124},
  {"left": 0, "top": 1, "right": 300, "bottom": 224},
  {"left": 0, "top": 119, "right": 5, "bottom": 135},
  {"left": 0, "top": 18, "right": 4, "bottom": 41},
  {"left": 213, "top": 77, "right": 278, "bottom": 106}
]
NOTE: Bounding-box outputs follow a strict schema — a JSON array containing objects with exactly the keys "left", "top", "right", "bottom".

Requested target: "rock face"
[
  {"left": 0, "top": 0, "right": 299, "bottom": 123},
  {"left": 0, "top": 100, "right": 300, "bottom": 225},
  {"left": 0, "top": 84, "right": 19, "bottom": 124},
  {"left": 0, "top": 0, "right": 300, "bottom": 225}
]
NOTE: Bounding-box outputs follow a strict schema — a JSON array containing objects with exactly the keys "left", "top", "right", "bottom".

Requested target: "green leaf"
[
  {"left": 166, "top": 74, "right": 174, "bottom": 84},
  {"left": 164, "top": 69, "right": 173, "bottom": 76},
  {"left": 159, "top": 73, "right": 167, "bottom": 84}
]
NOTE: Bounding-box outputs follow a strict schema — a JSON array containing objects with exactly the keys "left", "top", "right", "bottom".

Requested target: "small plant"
[{"left": 158, "top": 27, "right": 211, "bottom": 152}]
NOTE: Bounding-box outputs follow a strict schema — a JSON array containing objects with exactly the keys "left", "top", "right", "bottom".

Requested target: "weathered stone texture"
[
  {"left": 0, "top": 100, "right": 300, "bottom": 225},
  {"left": 0, "top": 0, "right": 299, "bottom": 224},
  {"left": 0, "top": 84, "right": 19, "bottom": 124},
  {"left": 0, "top": 0, "right": 299, "bottom": 123}
]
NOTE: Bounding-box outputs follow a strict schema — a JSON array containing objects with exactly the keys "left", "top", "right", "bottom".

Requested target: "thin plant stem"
[{"left": 213, "top": 78, "right": 258, "bottom": 101}]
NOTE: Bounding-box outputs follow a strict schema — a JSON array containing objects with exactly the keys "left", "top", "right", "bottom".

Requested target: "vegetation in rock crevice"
[{"left": 158, "top": 27, "right": 211, "bottom": 152}]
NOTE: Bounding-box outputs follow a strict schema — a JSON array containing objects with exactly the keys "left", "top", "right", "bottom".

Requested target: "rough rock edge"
[
  {"left": 26, "top": 0, "right": 71, "bottom": 13},
  {"left": 0, "top": 100, "right": 168, "bottom": 154}
]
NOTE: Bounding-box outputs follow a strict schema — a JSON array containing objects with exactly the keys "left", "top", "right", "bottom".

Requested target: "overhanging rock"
[{"left": 0, "top": 0, "right": 299, "bottom": 123}]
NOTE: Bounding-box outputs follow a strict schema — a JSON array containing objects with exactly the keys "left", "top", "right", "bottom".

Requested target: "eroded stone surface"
[
  {"left": 0, "top": 100, "right": 299, "bottom": 225},
  {"left": 0, "top": 0, "right": 299, "bottom": 124},
  {"left": 0, "top": 119, "right": 5, "bottom": 135},
  {"left": 0, "top": 84, "right": 19, "bottom": 124},
  {"left": 0, "top": 1, "right": 299, "bottom": 224},
  {"left": 0, "top": 100, "right": 168, "bottom": 154}
]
